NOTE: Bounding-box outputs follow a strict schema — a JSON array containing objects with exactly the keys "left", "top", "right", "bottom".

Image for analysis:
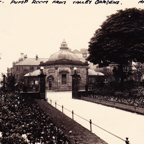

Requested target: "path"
[{"left": 46, "top": 91, "right": 144, "bottom": 144}]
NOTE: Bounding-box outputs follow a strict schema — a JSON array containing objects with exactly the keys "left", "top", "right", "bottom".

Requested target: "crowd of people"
[{"left": 0, "top": 91, "right": 70, "bottom": 144}]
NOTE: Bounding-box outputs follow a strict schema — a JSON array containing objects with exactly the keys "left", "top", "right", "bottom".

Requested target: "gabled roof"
[
  {"left": 72, "top": 49, "right": 81, "bottom": 54},
  {"left": 24, "top": 69, "right": 40, "bottom": 77},
  {"left": 15, "top": 58, "right": 48, "bottom": 66},
  {"left": 80, "top": 48, "right": 89, "bottom": 54},
  {"left": 88, "top": 69, "right": 104, "bottom": 76}
]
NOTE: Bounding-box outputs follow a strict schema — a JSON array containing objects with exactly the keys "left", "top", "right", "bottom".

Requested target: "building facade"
[
  {"left": 9, "top": 40, "right": 104, "bottom": 91},
  {"left": 9, "top": 55, "right": 48, "bottom": 83},
  {"left": 13, "top": 40, "right": 89, "bottom": 91},
  {"left": 39, "top": 40, "right": 89, "bottom": 91}
]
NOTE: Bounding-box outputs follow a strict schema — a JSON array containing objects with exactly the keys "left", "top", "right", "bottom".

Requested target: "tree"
[
  {"left": 7, "top": 74, "right": 15, "bottom": 91},
  {"left": 87, "top": 8, "right": 144, "bottom": 82},
  {"left": 1, "top": 73, "right": 6, "bottom": 91}
]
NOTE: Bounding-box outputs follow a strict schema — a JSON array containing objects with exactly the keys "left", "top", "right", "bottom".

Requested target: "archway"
[{"left": 47, "top": 75, "right": 54, "bottom": 90}]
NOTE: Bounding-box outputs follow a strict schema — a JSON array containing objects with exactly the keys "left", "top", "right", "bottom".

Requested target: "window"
[
  {"left": 30, "top": 67, "right": 34, "bottom": 71},
  {"left": 62, "top": 74, "right": 66, "bottom": 84}
]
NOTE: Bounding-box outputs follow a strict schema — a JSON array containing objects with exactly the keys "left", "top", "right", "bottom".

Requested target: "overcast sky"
[{"left": 0, "top": 0, "right": 144, "bottom": 78}]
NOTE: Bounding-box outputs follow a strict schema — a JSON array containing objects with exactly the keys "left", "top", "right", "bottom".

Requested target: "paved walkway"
[
  {"left": 36, "top": 99, "right": 107, "bottom": 144},
  {"left": 46, "top": 91, "right": 144, "bottom": 144}
]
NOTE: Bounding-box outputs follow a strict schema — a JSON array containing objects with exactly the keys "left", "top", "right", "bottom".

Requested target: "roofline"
[
  {"left": 89, "top": 75, "right": 104, "bottom": 77},
  {"left": 24, "top": 76, "right": 39, "bottom": 77},
  {"left": 15, "top": 65, "right": 40, "bottom": 67},
  {"left": 40, "top": 61, "right": 89, "bottom": 66},
  {"left": 15, "top": 58, "right": 48, "bottom": 66}
]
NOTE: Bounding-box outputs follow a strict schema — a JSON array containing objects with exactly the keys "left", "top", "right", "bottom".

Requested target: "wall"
[{"left": 81, "top": 97, "right": 144, "bottom": 115}]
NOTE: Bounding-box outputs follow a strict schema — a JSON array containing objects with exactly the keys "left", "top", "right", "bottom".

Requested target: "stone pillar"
[
  {"left": 85, "top": 67, "right": 89, "bottom": 91},
  {"left": 71, "top": 69, "right": 81, "bottom": 99},
  {"left": 38, "top": 67, "right": 46, "bottom": 99}
]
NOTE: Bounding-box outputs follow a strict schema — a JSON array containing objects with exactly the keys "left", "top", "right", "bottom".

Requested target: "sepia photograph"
[{"left": 0, "top": 0, "right": 144, "bottom": 143}]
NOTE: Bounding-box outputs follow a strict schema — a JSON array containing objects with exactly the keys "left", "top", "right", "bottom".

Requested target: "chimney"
[
  {"left": 13, "top": 62, "right": 16, "bottom": 66},
  {"left": 19, "top": 58, "right": 23, "bottom": 62},
  {"left": 20, "top": 53, "right": 24, "bottom": 58},
  {"left": 19, "top": 53, "right": 24, "bottom": 61},
  {"left": 24, "top": 54, "right": 27, "bottom": 59},
  {"left": 36, "top": 55, "right": 38, "bottom": 60}
]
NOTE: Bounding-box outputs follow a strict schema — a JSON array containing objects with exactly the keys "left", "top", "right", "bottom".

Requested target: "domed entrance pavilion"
[{"left": 40, "top": 40, "right": 89, "bottom": 91}]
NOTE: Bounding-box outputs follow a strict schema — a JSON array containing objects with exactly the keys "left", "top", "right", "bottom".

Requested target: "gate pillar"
[
  {"left": 38, "top": 67, "right": 46, "bottom": 99},
  {"left": 71, "top": 67, "right": 81, "bottom": 99}
]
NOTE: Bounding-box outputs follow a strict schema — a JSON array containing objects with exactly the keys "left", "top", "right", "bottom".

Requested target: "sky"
[{"left": 0, "top": 0, "right": 144, "bottom": 78}]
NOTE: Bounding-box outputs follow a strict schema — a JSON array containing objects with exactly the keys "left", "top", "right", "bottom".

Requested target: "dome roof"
[{"left": 48, "top": 40, "right": 80, "bottom": 62}]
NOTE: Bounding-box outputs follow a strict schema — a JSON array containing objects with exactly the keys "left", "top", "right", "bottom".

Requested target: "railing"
[
  {"left": 47, "top": 98, "right": 130, "bottom": 144},
  {"left": 85, "top": 94, "right": 144, "bottom": 108}
]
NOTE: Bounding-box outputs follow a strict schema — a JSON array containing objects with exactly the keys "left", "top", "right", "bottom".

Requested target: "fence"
[
  {"left": 47, "top": 98, "right": 130, "bottom": 144},
  {"left": 80, "top": 95, "right": 144, "bottom": 115}
]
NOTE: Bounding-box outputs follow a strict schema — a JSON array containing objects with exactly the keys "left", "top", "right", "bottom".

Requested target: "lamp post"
[
  {"left": 38, "top": 67, "right": 46, "bottom": 99},
  {"left": 71, "top": 67, "right": 81, "bottom": 99},
  {"left": 74, "top": 67, "right": 77, "bottom": 74}
]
